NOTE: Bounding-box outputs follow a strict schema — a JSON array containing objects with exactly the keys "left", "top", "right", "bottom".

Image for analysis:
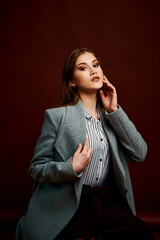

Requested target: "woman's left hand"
[{"left": 99, "top": 76, "right": 118, "bottom": 112}]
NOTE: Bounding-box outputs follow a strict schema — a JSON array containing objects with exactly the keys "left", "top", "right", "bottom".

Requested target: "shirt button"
[
  {"left": 100, "top": 159, "right": 102, "bottom": 162},
  {"left": 100, "top": 138, "right": 103, "bottom": 141},
  {"left": 96, "top": 178, "right": 98, "bottom": 181}
]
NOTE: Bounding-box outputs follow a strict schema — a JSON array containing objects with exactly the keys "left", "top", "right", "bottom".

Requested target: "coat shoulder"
[
  {"left": 45, "top": 106, "right": 67, "bottom": 124},
  {"left": 44, "top": 104, "right": 81, "bottom": 130},
  {"left": 45, "top": 102, "right": 83, "bottom": 121}
]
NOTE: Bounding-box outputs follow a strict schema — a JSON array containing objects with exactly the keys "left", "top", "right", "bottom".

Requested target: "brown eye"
[
  {"left": 93, "top": 62, "right": 99, "bottom": 68},
  {"left": 79, "top": 66, "right": 87, "bottom": 71}
]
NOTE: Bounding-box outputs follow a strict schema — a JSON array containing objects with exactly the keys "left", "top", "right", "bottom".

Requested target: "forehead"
[{"left": 75, "top": 52, "right": 96, "bottom": 66}]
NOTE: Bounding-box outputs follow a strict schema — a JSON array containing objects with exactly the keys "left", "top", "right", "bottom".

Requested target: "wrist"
[{"left": 107, "top": 106, "right": 118, "bottom": 113}]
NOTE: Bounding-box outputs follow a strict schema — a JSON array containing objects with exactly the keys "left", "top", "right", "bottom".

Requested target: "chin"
[{"left": 96, "top": 82, "right": 103, "bottom": 89}]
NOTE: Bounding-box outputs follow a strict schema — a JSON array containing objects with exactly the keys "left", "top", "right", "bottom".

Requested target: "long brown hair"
[{"left": 60, "top": 47, "right": 102, "bottom": 106}]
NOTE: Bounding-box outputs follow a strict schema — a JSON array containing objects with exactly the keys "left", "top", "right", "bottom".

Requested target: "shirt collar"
[
  {"left": 83, "top": 108, "right": 92, "bottom": 119},
  {"left": 83, "top": 107, "right": 100, "bottom": 120}
]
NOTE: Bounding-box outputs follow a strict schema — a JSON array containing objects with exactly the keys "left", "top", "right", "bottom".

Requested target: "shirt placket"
[{"left": 94, "top": 119, "right": 103, "bottom": 185}]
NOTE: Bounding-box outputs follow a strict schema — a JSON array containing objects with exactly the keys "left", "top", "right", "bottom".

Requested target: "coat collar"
[{"left": 54, "top": 100, "right": 86, "bottom": 161}]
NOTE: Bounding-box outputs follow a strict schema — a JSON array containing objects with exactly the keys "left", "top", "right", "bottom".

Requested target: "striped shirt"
[{"left": 83, "top": 108, "right": 111, "bottom": 187}]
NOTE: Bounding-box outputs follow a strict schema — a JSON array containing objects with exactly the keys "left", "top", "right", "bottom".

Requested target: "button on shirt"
[{"left": 83, "top": 108, "right": 111, "bottom": 187}]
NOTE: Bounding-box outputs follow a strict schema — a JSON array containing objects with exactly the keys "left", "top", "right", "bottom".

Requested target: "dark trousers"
[{"left": 55, "top": 182, "right": 155, "bottom": 240}]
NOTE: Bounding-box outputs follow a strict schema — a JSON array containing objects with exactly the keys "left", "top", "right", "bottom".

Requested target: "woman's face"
[{"left": 70, "top": 52, "right": 104, "bottom": 95}]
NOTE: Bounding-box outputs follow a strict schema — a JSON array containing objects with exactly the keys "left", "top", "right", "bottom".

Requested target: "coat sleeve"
[
  {"left": 105, "top": 106, "right": 147, "bottom": 162},
  {"left": 29, "top": 109, "right": 82, "bottom": 183}
]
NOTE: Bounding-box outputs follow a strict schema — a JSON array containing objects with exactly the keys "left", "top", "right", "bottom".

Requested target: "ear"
[{"left": 69, "top": 79, "right": 76, "bottom": 87}]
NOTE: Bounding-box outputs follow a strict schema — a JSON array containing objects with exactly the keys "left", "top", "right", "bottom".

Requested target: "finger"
[
  {"left": 103, "top": 78, "right": 114, "bottom": 88},
  {"left": 103, "top": 80, "right": 115, "bottom": 93},
  {"left": 99, "top": 89, "right": 104, "bottom": 96},
  {"left": 99, "top": 89, "right": 106, "bottom": 100},
  {"left": 74, "top": 143, "right": 82, "bottom": 157},
  {"left": 102, "top": 78, "right": 111, "bottom": 90},
  {"left": 103, "top": 78, "right": 110, "bottom": 86},
  {"left": 82, "top": 138, "right": 89, "bottom": 152},
  {"left": 87, "top": 147, "right": 92, "bottom": 157},
  {"left": 103, "top": 75, "right": 108, "bottom": 81}
]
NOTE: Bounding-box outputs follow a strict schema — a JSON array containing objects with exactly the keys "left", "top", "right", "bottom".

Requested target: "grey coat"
[{"left": 16, "top": 100, "right": 147, "bottom": 240}]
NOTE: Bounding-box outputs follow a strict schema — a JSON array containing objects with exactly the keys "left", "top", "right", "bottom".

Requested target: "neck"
[{"left": 79, "top": 92, "right": 98, "bottom": 118}]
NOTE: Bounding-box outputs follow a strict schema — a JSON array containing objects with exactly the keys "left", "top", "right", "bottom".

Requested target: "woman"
[{"left": 16, "top": 48, "right": 155, "bottom": 240}]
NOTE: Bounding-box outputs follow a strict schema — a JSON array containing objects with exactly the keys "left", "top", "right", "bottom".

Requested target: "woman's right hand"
[{"left": 72, "top": 138, "right": 92, "bottom": 174}]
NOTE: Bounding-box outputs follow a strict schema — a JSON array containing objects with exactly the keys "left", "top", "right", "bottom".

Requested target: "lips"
[{"left": 92, "top": 76, "right": 100, "bottom": 82}]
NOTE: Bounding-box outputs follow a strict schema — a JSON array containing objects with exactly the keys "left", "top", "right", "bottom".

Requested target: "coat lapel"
[
  {"left": 98, "top": 107, "right": 126, "bottom": 185},
  {"left": 54, "top": 100, "right": 86, "bottom": 162}
]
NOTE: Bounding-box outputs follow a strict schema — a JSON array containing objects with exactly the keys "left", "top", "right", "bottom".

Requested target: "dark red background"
[{"left": 1, "top": 0, "right": 160, "bottom": 219}]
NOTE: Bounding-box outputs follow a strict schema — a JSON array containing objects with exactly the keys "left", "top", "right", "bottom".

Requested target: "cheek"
[
  {"left": 73, "top": 73, "right": 86, "bottom": 84},
  {"left": 72, "top": 72, "right": 79, "bottom": 84},
  {"left": 99, "top": 68, "right": 104, "bottom": 76}
]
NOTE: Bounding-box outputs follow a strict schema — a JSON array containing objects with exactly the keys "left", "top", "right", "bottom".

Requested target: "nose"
[{"left": 90, "top": 67, "right": 97, "bottom": 76}]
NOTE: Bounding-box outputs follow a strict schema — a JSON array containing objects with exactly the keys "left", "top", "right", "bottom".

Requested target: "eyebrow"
[{"left": 77, "top": 59, "right": 98, "bottom": 68}]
